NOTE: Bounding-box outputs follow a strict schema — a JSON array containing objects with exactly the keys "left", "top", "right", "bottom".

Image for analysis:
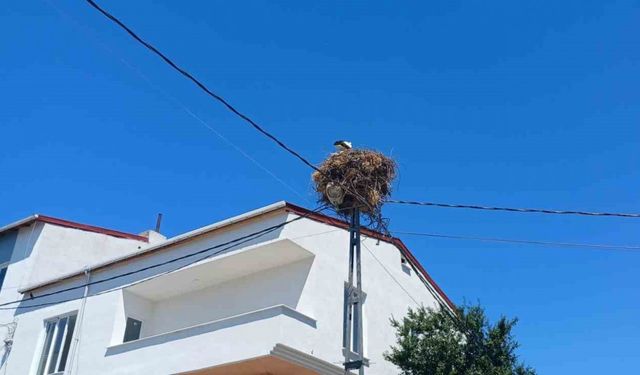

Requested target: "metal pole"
[
  {"left": 343, "top": 207, "right": 364, "bottom": 374},
  {"left": 155, "top": 213, "right": 163, "bottom": 232},
  {"left": 344, "top": 209, "right": 355, "bottom": 358},
  {"left": 354, "top": 209, "right": 364, "bottom": 375}
]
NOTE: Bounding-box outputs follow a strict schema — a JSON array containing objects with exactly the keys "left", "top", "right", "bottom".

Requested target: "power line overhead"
[
  {"left": 392, "top": 231, "right": 640, "bottom": 251},
  {"left": 85, "top": 0, "right": 320, "bottom": 173},
  {"left": 85, "top": 0, "right": 377, "bottom": 218},
  {"left": 387, "top": 199, "right": 640, "bottom": 218}
]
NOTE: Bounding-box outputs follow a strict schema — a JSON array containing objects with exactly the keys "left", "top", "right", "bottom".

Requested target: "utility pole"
[{"left": 343, "top": 207, "right": 366, "bottom": 374}]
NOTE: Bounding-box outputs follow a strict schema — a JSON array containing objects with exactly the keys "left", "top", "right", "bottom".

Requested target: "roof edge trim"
[
  {"left": 0, "top": 215, "right": 39, "bottom": 235},
  {"left": 283, "top": 203, "right": 456, "bottom": 312},
  {"left": 19, "top": 201, "right": 289, "bottom": 293},
  {"left": 0, "top": 214, "right": 147, "bottom": 242},
  {"left": 37, "top": 215, "right": 148, "bottom": 242}
]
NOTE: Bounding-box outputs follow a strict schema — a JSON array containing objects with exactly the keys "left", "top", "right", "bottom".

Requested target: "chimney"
[
  {"left": 139, "top": 213, "right": 167, "bottom": 244},
  {"left": 138, "top": 229, "right": 167, "bottom": 245},
  {"left": 155, "top": 213, "right": 163, "bottom": 232}
]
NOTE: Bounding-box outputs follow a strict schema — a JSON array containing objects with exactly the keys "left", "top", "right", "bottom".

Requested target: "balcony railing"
[{"left": 106, "top": 304, "right": 316, "bottom": 355}]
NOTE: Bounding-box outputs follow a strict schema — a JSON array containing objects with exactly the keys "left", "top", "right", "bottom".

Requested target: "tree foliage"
[{"left": 385, "top": 304, "right": 536, "bottom": 375}]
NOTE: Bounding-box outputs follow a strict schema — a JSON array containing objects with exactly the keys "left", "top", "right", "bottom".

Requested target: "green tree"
[{"left": 385, "top": 304, "right": 535, "bottom": 375}]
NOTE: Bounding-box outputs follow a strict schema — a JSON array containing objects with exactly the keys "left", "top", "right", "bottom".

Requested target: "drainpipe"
[{"left": 67, "top": 268, "right": 91, "bottom": 375}]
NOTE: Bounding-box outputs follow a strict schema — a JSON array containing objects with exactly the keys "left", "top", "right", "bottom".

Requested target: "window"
[
  {"left": 36, "top": 313, "right": 77, "bottom": 375},
  {"left": 123, "top": 317, "right": 142, "bottom": 343},
  {"left": 0, "top": 262, "right": 8, "bottom": 289}
]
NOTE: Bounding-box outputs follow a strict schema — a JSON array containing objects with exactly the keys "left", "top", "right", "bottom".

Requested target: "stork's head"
[{"left": 333, "top": 140, "right": 352, "bottom": 151}]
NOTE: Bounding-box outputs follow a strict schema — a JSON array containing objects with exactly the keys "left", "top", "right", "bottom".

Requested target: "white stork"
[{"left": 333, "top": 140, "right": 352, "bottom": 151}]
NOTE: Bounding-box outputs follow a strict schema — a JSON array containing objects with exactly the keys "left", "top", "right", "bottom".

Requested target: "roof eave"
[
  {"left": 0, "top": 214, "right": 148, "bottom": 242},
  {"left": 19, "top": 201, "right": 456, "bottom": 313},
  {"left": 19, "top": 201, "right": 289, "bottom": 294},
  {"left": 0, "top": 214, "right": 39, "bottom": 235}
]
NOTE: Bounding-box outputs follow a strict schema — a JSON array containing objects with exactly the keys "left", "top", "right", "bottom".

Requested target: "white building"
[{"left": 0, "top": 202, "right": 454, "bottom": 374}]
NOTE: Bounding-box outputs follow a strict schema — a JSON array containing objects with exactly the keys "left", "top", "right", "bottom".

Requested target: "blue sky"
[{"left": 1, "top": 1, "right": 639, "bottom": 373}]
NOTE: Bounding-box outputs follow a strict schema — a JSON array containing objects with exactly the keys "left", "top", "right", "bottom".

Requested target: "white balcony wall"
[
  {"left": 102, "top": 307, "right": 317, "bottom": 375},
  {"left": 121, "top": 291, "right": 154, "bottom": 339},
  {"left": 143, "top": 258, "right": 313, "bottom": 337}
]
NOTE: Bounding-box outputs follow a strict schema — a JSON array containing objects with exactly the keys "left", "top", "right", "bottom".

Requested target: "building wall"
[
  {"left": 1, "top": 223, "right": 43, "bottom": 367},
  {"left": 1, "top": 209, "right": 445, "bottom": 375},
  {"left": 282, "top": 214, "right": 441, "bottom": 374},
  {"left": 146, "top": 258, "right": 313, "bottom": 336},
  {"left": 119, "top": 290, "right": 154, "bottom": 341},
  {"left": 0, "top": 230, "right": 18, "bottom": 264},
  {"left": 26, "top": 224, "right": 146, "bottom": 287},
  {"left": 0, "top": 224, "right": 41, "bottom": 308},
  {"left": 0, "top": 227, "right": 23, "bottom": 370}
]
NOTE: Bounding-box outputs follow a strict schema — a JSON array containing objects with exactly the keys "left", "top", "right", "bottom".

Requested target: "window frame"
[{"left": 35, "top": 311, "right": 78, "bottom": 375}]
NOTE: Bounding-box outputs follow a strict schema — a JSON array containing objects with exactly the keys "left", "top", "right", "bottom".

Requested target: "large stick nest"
[{"left": 312, "top": 149, "right": 396, "bottom": 226}]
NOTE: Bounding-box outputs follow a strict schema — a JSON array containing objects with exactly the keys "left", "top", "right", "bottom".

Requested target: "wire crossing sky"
[
  {"left": 84, "top": 0, "right": 322, "bottom": 175},
  {"left": 2, "top": 1, "right": 639, "bottom": 374},
  {"left": 84, "top": 0, "right": 639, "bottom": 229},
  {"left": 387, "top": 199, "right": 640, "bottom": 218},
  {"left": 84, "top": 0, "right": 382, "bottom": 218}
]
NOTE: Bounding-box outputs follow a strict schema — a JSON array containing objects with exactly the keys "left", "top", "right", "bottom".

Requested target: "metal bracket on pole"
[{"left": 343, "top": 207, "right": 366, "bottom": 374}]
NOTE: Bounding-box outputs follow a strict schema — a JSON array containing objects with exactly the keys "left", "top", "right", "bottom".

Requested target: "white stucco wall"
[
  {"left": 0, "top": 207, "right": 448, "bottom": 375},
  {"left": 1, "top": 224, "right": 42, "bottom": 309},
  {"left": 26, "top": 224, "right": 147, "bottom": 287},
  {"left": 145, "top": 258, "right": 313, "bottom": 336},
  {"left": 118, "top": 290, "right": 154, "bottom": 342},
  {"left": 281, "top": 215, "right": 442, "bottom": 373}
]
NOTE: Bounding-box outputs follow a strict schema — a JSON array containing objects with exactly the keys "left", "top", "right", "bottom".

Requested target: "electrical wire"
[
  {"left": 80, "top": 1, "right": 637, "bottom": 225},
  {"left": 1, "top": 225, "right": 279, "bottom": 311},
  {"left": 361, "top": 234, "right": 454, "bottom": 315},
  {"left": 0, "top": 205, "right": 327, "bottom": 310},
  {"left": 122, "top": 61, "right": 312, "bottom": 203},
  {"left": 387, "top": 199, "right": 640, "bottom": 218},
  {"left": 85, "top": 0, "right": 320, "bottom": 174},
  {"left": 83, "top": 0, "right": 377, "bottom": 216},
  {"left": 360, "top": 239, "right": 420, "bottom": 306},
  {"left": 393, "top": 231, "right": 640, "bottom": 251},
  {"left": 43, "top": 0, "right": 311, "bottom": 204}
]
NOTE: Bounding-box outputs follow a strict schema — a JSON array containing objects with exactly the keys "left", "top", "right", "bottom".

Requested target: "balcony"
[{"left": 101, "top": 238, "right": 331, "bottom": 374}]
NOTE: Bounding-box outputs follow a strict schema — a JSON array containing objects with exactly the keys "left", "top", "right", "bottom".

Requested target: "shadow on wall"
[{"left": 3, "top": 223, "right": 43, "bottom": 266}]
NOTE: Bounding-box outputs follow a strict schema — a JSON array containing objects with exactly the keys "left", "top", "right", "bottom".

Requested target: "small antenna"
[{"left": 155, "top": 213, "right": 163, "bottom": 232}]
